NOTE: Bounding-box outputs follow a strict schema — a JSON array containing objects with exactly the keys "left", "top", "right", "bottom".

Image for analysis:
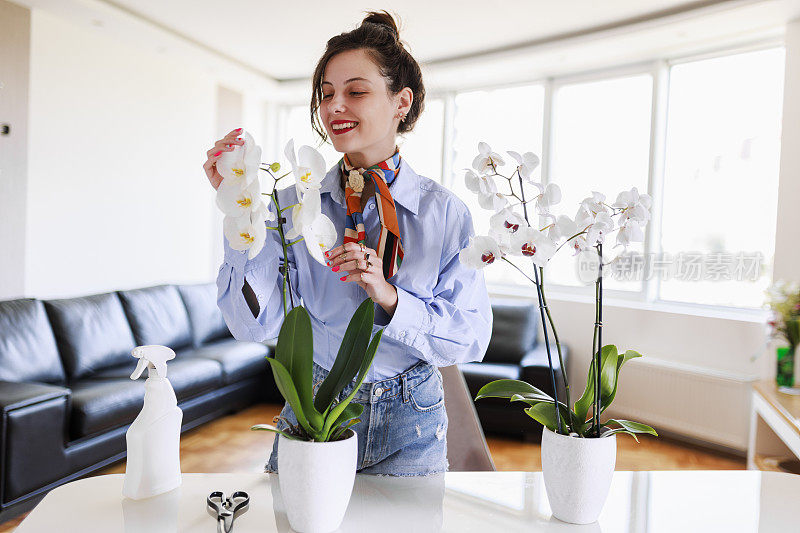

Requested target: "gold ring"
[
  {"left": 360, "top": 243, "right": 365, "bottom": 252},
  {"left": 366, "top": 260, "right": 372, "bottom": 269}
]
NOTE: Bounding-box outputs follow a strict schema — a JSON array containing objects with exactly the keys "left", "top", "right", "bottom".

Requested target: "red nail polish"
[
  {"left": 324, "top": 251, "right": 329, "bottom": 257},
  {"left": 213, "top": 151, "right": 222, "bottom": 156},
  {"left": 340, "top": 276, "right": 347, "bottom": 281},
  {"left": 236, "top": 128, "right": 242, "bottom": 132},
  {"left": 332, "top": 266, "right": 340, "bottom": 272}
]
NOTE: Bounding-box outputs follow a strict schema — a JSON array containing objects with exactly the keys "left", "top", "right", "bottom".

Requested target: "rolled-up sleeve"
[
  {"left": 216, "top": 217, "right": 299, "bottom": 343},
  {"left": 375, "top": 201, "right": 493, "bottom": 367}
]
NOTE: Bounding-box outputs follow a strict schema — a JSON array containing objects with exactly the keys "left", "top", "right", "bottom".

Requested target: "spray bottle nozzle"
[{"left": 130, "top": 345, "right": 176, "bottom": 379}]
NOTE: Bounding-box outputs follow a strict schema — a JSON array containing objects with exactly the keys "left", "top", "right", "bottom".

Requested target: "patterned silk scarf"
[{"left": 338, "top": 149, "right": 404, "bottom": 280}]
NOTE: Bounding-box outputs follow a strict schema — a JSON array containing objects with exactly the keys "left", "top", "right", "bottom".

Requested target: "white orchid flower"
[
  {"left": 488, "top": 208, "right": 528, "bottom": 255},
  {"left": 249, "top": 198, "right": 275, "bottom": 224},
  {"left": 465, "top": 169, "right": 498, "bottom": 196},
  {"left": 472, "top": 142, "right": 505, "bottom": 174},
  {"left": 459, "top": 235, "right": 503, "bottom": 270},
  {"left": 284, "top": 189, "right": 337, "bottom": 265},
  {"left": 508, "top": 226, "right": 557, "bottom": 267},
  {"left": 216, "top": 178, "right": 266, "bottom": 219},
  {"left": 616, "top": 221, "right": 645, "bottom": 249},
  {"left": 532, "top": 182, "right": 561, "bottom": 214},
  {"left": 507, "top": 150, "right": 541, "bottom": 181},
  {"left": 614, "top": 187, "right": 652, "bottom": 226},
  {"left": 585, "top": 211, "right": 615, "bottom": 245},
  {"left": 478, "top": 191, "right": 510, "bottom": 212},
  {"left": 571, "top": 234, "right": 589, "bottom": 255},
  {"left": 284, "top": 139, "right": 326, "bottom": 198},
  {"left": 547, "top": 215, "right": 578, "bottom": 242},
  {"left": 217, "top": 130, "right": 261, "bottom": 186},
  {"left": 223, "top": 214, "right": 266, "bottom": 260},
  {"left": 580, "top": 191, "right": 608, "bottom": 216}
]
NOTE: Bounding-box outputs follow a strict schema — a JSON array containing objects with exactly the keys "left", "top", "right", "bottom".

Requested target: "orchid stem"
[
  {"left": 281, "top": 204, "right": 299, "bottom": 212},
  {"left": 518, "top": 172, "right": 563, "bottom": 435},
  {"left": 501, "top": 257, "right": 538, "bottom": 286},
  {"left": 539, "top": 266, "right": 572, "bottom": 432},
  {"left": 270, "top": 190, "right": 295, "bottom": 314}
]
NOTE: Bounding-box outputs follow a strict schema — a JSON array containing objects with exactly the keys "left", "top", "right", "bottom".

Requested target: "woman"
[{"left": 204, "top": 11, "right": 492, "bottom": 476}]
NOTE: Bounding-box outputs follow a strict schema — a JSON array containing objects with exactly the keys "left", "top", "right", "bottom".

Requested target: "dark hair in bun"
[{"left": 310, "top": 10, "right": 426, "bottom": 143}]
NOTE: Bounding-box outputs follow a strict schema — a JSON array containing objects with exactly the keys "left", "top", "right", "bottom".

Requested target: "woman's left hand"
[{"left": 325, "top": 242, "right": 397, "bottom": 311}]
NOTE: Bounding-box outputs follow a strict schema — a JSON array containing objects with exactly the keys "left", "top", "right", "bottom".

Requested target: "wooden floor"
[{"left": 0, "top": 403, "right": 744, "bottom": 532}]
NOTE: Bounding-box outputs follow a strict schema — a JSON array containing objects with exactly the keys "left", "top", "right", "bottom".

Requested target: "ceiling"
[{"left": 46, "top": 0, "right": 788, "bottom": 80}]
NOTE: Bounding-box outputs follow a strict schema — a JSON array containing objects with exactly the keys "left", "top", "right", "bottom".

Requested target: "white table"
[{"left": 15, "top": 471, "right": 798, "bottom": 532}]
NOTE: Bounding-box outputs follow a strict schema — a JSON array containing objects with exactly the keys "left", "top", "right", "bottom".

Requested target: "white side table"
[{"left": 748, "top": 380, "right": 800, "bottom": 471}]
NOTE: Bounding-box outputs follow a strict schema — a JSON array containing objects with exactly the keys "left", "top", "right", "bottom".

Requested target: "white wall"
[
  {"left": 24, "top": 9, "right": 218, "bottom": 298},
  {"left": 0, "top": 0, "right": 30, "bottom": 299}
]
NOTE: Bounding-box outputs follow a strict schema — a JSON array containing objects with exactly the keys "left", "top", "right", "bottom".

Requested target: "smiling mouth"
[{"left": 332, "top": 121, "right": 359, "bottom": 135}]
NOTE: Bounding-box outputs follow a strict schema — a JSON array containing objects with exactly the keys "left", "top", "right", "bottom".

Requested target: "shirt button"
[
  {"left": 369, "top": 204, "right": 375, "bottom": 210},
  {"left": 399, "top": 331, "right": 406, "bottom": 338}
]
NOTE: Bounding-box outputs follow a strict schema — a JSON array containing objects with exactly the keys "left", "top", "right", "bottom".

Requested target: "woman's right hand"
[{"left": 203, "top": 128, "right": 245, "bottom": 190}]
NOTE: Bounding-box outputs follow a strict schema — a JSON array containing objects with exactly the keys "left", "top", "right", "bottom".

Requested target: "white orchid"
[
  {"left": 507, "top": 150, "right": 541, "bottom": 181},
  {"left": 284, "top": 139, "right": 326, "bottom": 198},
  {"left": 616, "top": 221, "right": 645, "bottom": 249},
  {"left": 465, "top": 169, "right": 498, "bottom": 196},
  {"left": 223, "top": 214, "right": 266, "bottom": 260},
  {"left": 217, "top": 130, "right": 261, "bottom": 186},
  {"left": 459, "top": 235, "right": 503, "bottom": 270},
  {"left": 614, "top": 187, "right": 652, "bottom": 226},
  {"left": 508, "top": 226, "right": 557, "bottom": 267},
  {"left": 546, "top": 215, "right": 578, "bottom": 243},
  {"left": 533, "top": 182, "right": 562, "bottom": 214},
  {"left": 579, "top": 191, "right": 608, "bottom": 216},
  {"left": 478, "top": 191, "right": 509, "bottom": 212},
  {"left": 285, "top": 189, "right": 337, "bottom": 265},
  {"left": 585, "top": 211, "right": 615, "bottom": 246},
  {"left": 488, "top": 208, "right": 528, "bottom": 254},
  {"left": 472, "top": 142, "right": 505, "bottom": 174},
  {"left": 216, "top": 178, "right": 273, "bottom": 221}
]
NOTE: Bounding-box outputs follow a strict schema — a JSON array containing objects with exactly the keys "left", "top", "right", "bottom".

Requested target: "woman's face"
[{"left": 319, "top": 48, "right": 411, "bottom": 168}]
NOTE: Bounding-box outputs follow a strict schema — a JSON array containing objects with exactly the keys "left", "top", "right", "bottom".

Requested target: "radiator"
[{"left": 602, "top": 357, "right": 757, "bottom": 451}]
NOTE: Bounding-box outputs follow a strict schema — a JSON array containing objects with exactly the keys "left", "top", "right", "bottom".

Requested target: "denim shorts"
[{"left": 265, "top": 359, "right": 449, "bottom": 476}]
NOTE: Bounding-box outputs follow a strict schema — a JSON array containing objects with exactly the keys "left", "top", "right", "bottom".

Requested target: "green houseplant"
[{"left": 251, "top": 297, "right": 383, "bottom": 442}]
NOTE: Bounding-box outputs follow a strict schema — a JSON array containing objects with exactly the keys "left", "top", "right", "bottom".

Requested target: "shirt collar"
[{"left": 319, "top": 157, "right": 420, "bottom": 215}]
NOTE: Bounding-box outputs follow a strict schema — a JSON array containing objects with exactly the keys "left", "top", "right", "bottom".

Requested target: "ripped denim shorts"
[{"left": 265, "top": 359, "right": 449, "bottom": 476}]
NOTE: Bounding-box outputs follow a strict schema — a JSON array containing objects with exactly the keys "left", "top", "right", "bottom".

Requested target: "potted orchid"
[
  {"left": 459, "top": 142, "right": 657, "bottom": 524},
  {"left": 214, "top": 133, "right": 380, "bottom": 533}
]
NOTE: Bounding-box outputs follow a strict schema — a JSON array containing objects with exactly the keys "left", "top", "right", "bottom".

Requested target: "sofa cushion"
[
  {"left": 178, "top": 283, "right": 231, "bottom": 346},
  {"left": 459, "top": 361, "right": 521, "bottom": 391},
  {"left": 44, "top": 292, "right": 136, "bottom": 381},
  {"left": 69, "top": 357, "right": 223, "bottom": 440},
  {"left": 118, "top": 285, "right": 193, "bottom": 350},
  {"left": 484, "top": 300, "right": 539, "bottom": 364},
  {"left": 178, "top": 338, "right": 269, "bottom": 385},
  {"left": 0, "top": 299, "right": 66, "bottom": 385}
]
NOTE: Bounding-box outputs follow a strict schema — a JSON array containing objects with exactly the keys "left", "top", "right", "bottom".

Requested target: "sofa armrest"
[
  {"left": 0, "top": 381, "right": 71, "bottom": 505},
  {"left": 519, "top": 344, "right": 569, "bottom": 400},
  {"left": 0, "top": 381, "right": 71, "bottom": 413}
]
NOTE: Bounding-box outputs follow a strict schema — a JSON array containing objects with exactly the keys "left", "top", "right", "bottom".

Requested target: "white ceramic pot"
[
  {"left": 540, "top": 426, "right": 617, "bottom": 524},
  {"left": 277, "top": 429, "right": 358, "bottom": 533}
]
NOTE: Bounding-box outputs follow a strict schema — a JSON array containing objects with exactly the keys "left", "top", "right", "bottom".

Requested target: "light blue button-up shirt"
[{"left": 216, "top": 158, "right": 493, "bottom": 382}]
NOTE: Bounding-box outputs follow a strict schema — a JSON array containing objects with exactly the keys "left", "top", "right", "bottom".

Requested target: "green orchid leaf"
[
  {"left": 574, "top": 345, "right": 619, "bottom": 424},
  {"left": 323, "top": 328, "right": 383, "bottom": 434},
  {"left": 274, "top": 306, "right": 322, "bottom": 430},
  {"left": 602, "top": 429, "right": 640, "bottom": 442},
  {"left": 250, "top": 423, "right": 302, "bottom": 441},
  {"left": 330, "top": 418, "right": 361, "bottom": 441},
  {"left": 265, "top": 357, "right": 317, "bottom": 436},
  {"left": 314, "top": 298, "right": 375, "bottom": 414},
  {"left": 523, "top": 402, "right": 568, "bottom": 433},
  {"left": 475, "top": 379, "right": 552, "bottom": 402},
  {"left": 604, "top": 419, "right": 658, "bottom": 438},
  {"left": 604, "top": 350, "right": 642, "bottom": 409}
]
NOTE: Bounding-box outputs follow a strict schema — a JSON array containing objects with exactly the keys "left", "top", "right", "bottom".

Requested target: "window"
[
  {"left": 398, "top": 98, "right": 445, "bottom": 181},
  {"left": 450, "top": 85, "right": 546, "bottom": 286},
  {"left": 658, "top": 47, "right": 785, "bottom": 308},
  {"left": 546, "top": 73, "right": 654, "bottom": 291}
]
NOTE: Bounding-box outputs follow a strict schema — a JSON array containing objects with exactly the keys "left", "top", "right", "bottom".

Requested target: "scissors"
[{"left": 207, "top": 490, "right": 250, "bottom": 533}]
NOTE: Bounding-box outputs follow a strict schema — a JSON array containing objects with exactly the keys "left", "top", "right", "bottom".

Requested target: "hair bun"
[{"left": 362, "top": 10, "right": 400, "bottom": 41}]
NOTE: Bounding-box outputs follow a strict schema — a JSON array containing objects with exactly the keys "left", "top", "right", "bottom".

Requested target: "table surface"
[
  {"left": 15, "top": 470, "right": 798, "bottom": 532},
  {"left": 754, "top": 379, "right": 800, "bottom": 434}
]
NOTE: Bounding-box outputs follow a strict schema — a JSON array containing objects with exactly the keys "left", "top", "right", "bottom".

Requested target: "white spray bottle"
[{"left": 122, "top": 345, "right": 183, "bottom": 500}]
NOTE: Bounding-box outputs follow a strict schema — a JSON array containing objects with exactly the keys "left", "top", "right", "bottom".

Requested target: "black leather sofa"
[
  {"left": 0, "top": 283, "right": 276, "bottom": 523},
  {"left": 460, "top": 299, "right": 569, "bottom": 442}
]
